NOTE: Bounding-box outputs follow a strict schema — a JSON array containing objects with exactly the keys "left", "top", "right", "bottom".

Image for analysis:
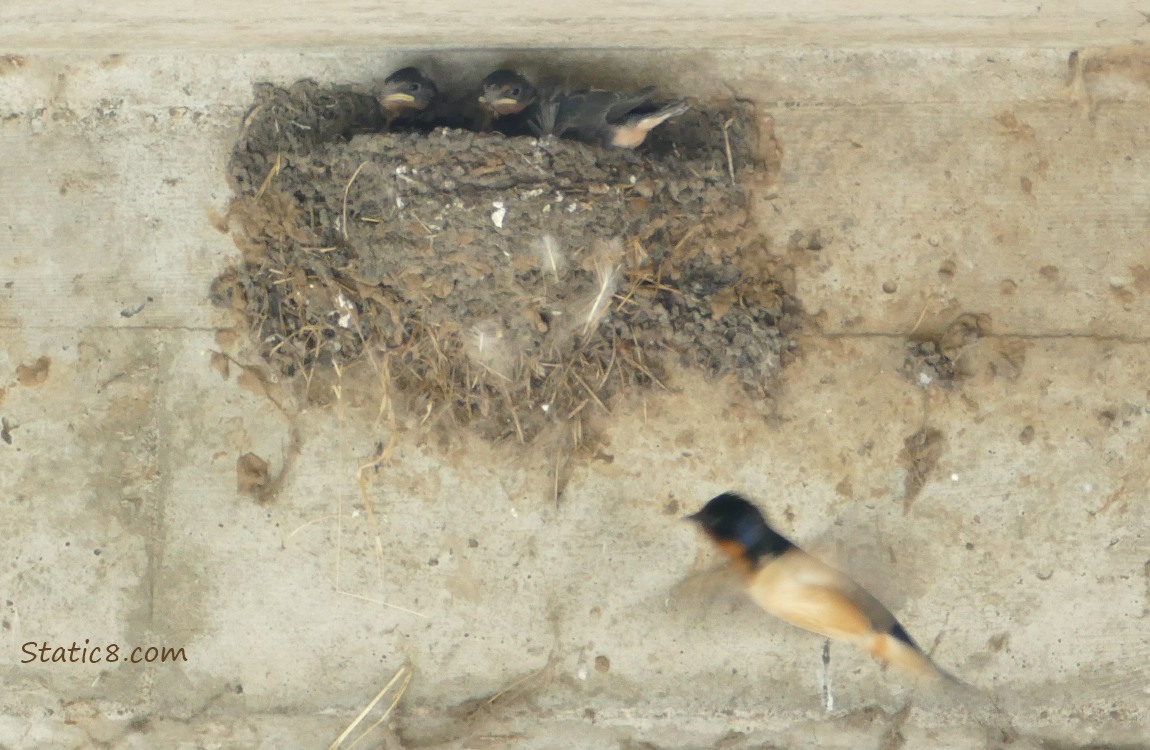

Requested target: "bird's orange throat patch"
[{"left": 712, "top": 539, "right": 754, "bottom": 573}]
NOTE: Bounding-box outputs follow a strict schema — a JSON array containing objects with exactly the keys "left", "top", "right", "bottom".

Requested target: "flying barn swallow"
[
  {"left": 687, "top": 492, "right": 958, "bottom": 685},
  {"left": 479, "top": 69, "right": 540, "bottom": 137},
  {"left": 534, "top": 86, "right": 690, "bottom": 149}
]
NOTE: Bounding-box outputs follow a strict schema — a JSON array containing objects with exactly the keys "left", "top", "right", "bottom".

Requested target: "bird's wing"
[
  {"left": 530, "top": 94, "right": 562, "bottom": 136},
  {"left": 551, "top": 88, "right": 653, "bottom": 132},
  {"left": 551, "top": 90, "right": 608, "bottom": 132},
  {"left": 603, "top": 86, "right": 657, "bottom": 122}
]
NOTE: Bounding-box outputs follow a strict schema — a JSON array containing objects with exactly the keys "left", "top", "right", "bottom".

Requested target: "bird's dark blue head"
[
  {"left": 480, "top": 69, "right": 538, "bottom": 116},
  {"left": 687, "top": 492, "right": 793, "bottom": 563},
  {"left": 380, "top": 67, "right": 438, "bottom": 113}
]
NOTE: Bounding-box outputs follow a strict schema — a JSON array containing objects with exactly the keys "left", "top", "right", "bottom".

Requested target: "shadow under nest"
[{"left": 212, "top": 80, "right": 798, "bottom": 443}]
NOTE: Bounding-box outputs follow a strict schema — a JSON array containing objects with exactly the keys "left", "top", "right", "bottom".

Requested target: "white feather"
[{"left": 536, "top": 233, "right": 566, "bottom": 281}]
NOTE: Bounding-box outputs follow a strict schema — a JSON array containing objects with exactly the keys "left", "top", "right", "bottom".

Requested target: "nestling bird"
[
  {"left": 478, "top": 69, "right": 540, "bottom": 136},
  {"left": 533, "top": 86, "right": 690, "bottom": 148},
  {"left": 687, "top": 492, "right": 958, "bottom": 684},
  {"left": 378, "top": 67, "right": 439, "bottom": 130}
]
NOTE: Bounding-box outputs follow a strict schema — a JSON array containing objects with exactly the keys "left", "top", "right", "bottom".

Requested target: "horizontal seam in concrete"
[
  {"left": 806, "top": 332, "right": 1150, "bottom": 344},
  {"left": 0, "top": 36, "right": 1144, "bottom": 54},
  {"left": 0, "top": 324, "right": 225, "bottom": 333}
]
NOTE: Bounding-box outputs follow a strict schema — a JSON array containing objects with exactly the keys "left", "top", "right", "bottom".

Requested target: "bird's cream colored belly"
[{"left": 745, "top": 552, "right": 876, "bottom": 644}]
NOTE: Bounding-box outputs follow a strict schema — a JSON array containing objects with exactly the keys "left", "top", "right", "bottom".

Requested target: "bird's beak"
[
  {"left": 381, "top": 92, "right": 417, "bottom": 106},
  {"left": 479, "top": 95, "right": 522, "bottom": 115}
]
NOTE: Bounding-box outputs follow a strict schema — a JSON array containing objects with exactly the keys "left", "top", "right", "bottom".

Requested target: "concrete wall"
[{"left": 2, "top": 4, "right": 1150, "bottom": 749}]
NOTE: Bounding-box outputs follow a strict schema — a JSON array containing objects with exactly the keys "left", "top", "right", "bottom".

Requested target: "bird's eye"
[
  {"left": 509, "top": 87, "right": 521, "bottom": 97},
  {"left": 408, "top": 82, "right": 421, "bottom": 92}
]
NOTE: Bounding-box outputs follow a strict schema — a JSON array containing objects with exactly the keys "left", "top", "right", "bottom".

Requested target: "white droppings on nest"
[
  {"left": 491, "top": 200, "right": 507, "bottom": 228},
  {"left": 917, "top": 371, "right": 933, "bottom": 386},
  {"left": 394, "top": 165, "right": 409, "bottom": 176},
  {"left": 535, "top": 234, "right": 567, "bottom": 281},
  {"left": 566, "top": 202, "right": 578, "bottom": 213},
  {"left": 334, "top": 292, "right": 355, "bottom": 328}
]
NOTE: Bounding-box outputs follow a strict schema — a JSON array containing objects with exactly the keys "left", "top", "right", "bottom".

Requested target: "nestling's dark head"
[
  {"left": 380, "top": 67, "right": 438, "bottom": 113},
  {"left": 480, "top": 69, "right": 537, "bottom": 116},
  {"left": 687, "top": 492, "right": 793, "bottom": 561}
]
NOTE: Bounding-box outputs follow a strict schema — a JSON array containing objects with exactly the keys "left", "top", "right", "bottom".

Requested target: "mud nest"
[{"left": 212, "top": 80, "right": 796, "bottom": 442}]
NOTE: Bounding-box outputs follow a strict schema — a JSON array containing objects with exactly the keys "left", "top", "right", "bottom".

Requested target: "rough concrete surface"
[{"left": 2, "top": 24, "right": 1150, "bottom": 750}]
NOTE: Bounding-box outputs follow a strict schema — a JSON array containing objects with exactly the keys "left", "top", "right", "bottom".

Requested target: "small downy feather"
[
  {"left": 581, "top": 238, "right": 623, "bottom": 336},
  {"left": 534, "top": 233, "right": 567, "bottom": 281},
  {"left": 465, "top": 321, "right": 517, "bottom": 381}
]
